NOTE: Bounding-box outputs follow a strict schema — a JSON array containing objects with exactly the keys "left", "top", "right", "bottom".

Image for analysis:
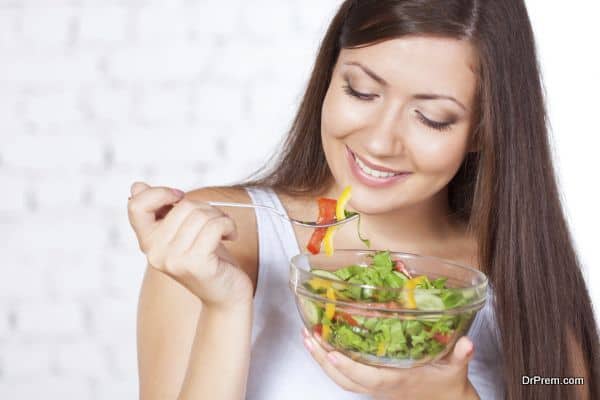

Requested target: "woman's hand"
[
  {"left": 302, "top": 328, "right": 479, "bottom": 400},
  {"left": 127, "top": 182, "right": 254, "bottom": 308}
]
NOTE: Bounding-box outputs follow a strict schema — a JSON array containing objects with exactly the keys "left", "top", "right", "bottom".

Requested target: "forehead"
[{"left": 338, "top": 35, "right": 478, "bottom": 103}]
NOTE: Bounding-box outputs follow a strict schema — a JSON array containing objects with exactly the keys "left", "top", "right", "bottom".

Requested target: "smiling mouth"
[{"left": 347, "top": 146, "right": 409, "bottom": 179}]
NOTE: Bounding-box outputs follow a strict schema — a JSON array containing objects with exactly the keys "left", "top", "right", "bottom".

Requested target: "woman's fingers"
[
  {"left": 189, "top": 215, "right": 238, "bottom": 259},
  {"left": 444, "top": 336, "right": 474, "bottom": 367},
  {"left": 302, "top": 330, "right": 368, "bottom": 394},
  {"left": 311, "top": 336, "right": 398, "bottom": 392},
  {"left": 303, "top": 331, "right": 476, "bottom": 397},
  {"left": 130, "top": 181, "right": 150, "bottom": 197},
  {"left": 128, "top": 183, "right": 252, "bottom": 305},
  {"left": 127, "top": 183, "right": 185, "bottom": 237},
  {"left": 158, "top": 200, "right": 219, "bottom": 244},
  {"left": 168, "top": 208, "right": 224, "bottom": 255}
]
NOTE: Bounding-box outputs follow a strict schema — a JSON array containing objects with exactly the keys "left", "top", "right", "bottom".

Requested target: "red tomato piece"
[
  {"left": 334, "top": 311, "right": 359, "bottom": 326},
  {"left": 317, "top": 198, "right": 337, "bottom": 222},
  {"left": 433, "top": 332, "right": 452, "bottom": 344},
  {"left": 306, "top": 198, "right": 337, "bottom": 254},
  {"left": 307, "top": 228, "right": 326, "bottom": 254},
  {"left": 394, "top": 260, "right": 413, "bottom": 279},
  {"left": 313, "top": 324, "right": 323, "bottom": 336}
]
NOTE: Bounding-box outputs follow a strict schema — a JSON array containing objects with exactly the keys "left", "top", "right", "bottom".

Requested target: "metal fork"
[{"left": 207, "top": 201, "right": 358, "bottom": 228}]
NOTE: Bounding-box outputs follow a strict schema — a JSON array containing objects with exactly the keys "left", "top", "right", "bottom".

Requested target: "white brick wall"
[
  {"left": 0, "top": 1, "right": 340, "bottom": 398},
  {"left": 1, "top": 1, "right": 598, "bottom": 399}
]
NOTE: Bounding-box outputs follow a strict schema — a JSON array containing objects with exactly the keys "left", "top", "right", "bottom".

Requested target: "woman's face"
[{"left": 321, "top": 36, "right": 478, "bottom": 214}]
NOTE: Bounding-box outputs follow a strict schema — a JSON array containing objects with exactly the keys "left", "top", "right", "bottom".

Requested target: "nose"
[{"left": 363, "top": 103, "right": 406, "bottom": 157}]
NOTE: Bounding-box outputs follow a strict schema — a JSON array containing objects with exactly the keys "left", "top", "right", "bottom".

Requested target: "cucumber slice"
[
  {"left": 300, "top": 298, "right": 322, "bottom": 326},
  {"left": 311, "top": 269, "right": 346, "bottom": 290},
  {"left": 305, "top": 280, "right": 327, "bottom": 293},
  {"left": 361, "top": 286, "right": 375, "bottom": 299},
  {"left": 311, "top": 269, "right": 341, "bottom": 280}
]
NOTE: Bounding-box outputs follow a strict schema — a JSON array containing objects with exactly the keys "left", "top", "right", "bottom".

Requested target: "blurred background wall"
[{"left": 0, "top": 1, "right": 598, "bottom": 399}]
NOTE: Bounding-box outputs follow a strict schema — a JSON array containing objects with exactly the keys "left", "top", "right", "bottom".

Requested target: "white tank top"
[{"left": 245, "top": 186, "right": 505, "bottom": 399}]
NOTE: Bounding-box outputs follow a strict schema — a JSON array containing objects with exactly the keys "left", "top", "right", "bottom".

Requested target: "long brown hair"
[{"left": 239, "top": 1, "right": 600, "bottom": 398}]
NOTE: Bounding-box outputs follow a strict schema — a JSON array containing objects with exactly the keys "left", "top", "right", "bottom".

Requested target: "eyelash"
[
  {"left": 342, "top": 83, "right": 376, "bottom": 100},
  {"left": 415, "top": 110, "right": 454, "bottom": 132},
  {"left": 342, "top": 82, "right": 455, "bottom": 132}
]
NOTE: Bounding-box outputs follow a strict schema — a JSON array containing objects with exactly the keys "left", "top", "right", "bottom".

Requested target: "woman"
[{"left": 128, "top": 1, "right": 598, "bottom": 399}]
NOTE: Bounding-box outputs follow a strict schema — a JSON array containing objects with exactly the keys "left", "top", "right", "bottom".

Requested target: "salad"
[
  {"left": 306, "top": 186, "right": 369, "bottom": 255},
  {"left": 300, "top": 250, "right": 476, "bottom": 361}
]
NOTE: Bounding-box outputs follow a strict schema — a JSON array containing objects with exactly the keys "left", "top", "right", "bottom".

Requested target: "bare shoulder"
[{"left": 185, "top": 186, "right": 259, "bottom": 295}]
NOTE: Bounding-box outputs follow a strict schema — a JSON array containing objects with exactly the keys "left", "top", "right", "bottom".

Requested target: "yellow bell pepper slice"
[
  {"left": 323, "top": 226, "right": 336, "bottom": 256},
  {"left": 404, "top": 275, "right": 428, "bottom": 309},
  {"left": 325, "top": 287, "right": 336, "bottom": 320},
  {"left": 405, "top": 275, "right": 427, "bottom": 288},
  {"left": 307, "top": 277, "right": 332, "bottom": 292},
  {"left": 322, "top": 324, "right": 331, "bottom": 341},
  {"left": 377, "top": 341, "right": 386, "bottom": 357},
  {"left": 336, "top": 186, "right": 352, "bottom": 221},
  {"left": 323, "top": 186, "right": 352, "bottom": 256}
]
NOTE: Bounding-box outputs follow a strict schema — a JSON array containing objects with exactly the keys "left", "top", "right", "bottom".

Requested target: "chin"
[{"left": 347, "top": 189, "right": 413, "bottom": 215}]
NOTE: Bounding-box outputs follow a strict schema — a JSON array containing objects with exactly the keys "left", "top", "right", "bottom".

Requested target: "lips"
[
  {"left": 346, "top": 146, "right": 408, "bottom": 174},
  {"left": 345, "top": 146, "right": 412, "bottom": 188}
]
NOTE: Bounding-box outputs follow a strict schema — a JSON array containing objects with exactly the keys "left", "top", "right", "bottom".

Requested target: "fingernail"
[
  {"left": 171, "top": 188, "right": 184, "bottom": 198},
  {"left": 327, "top": 352, "right": 338, "bottom": 365},
  {"left": 466, "top": 344, "right": 474, "bottom": 358}
]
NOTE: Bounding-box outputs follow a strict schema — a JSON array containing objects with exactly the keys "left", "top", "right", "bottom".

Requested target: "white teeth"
[{"left": 354, "top": 155, "right": 398, "bottom": 178}]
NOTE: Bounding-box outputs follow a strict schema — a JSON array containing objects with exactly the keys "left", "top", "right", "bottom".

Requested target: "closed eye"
[
  {"left": 415, "top": 110, "right": 454, "bottom": 132},
  {"left": 342, "top": 80, "right": 455, "bottom": 132},
  {"left": 342, "top": 82, "right": 378, "bottom": 101}
]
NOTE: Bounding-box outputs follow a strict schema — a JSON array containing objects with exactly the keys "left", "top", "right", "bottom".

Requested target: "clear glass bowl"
[{"left": 289, "top": 250, "right": 488, "bottom": 368}]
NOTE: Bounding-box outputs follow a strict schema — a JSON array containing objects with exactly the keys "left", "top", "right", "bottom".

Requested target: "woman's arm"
[
  {"left": 177, "top": 300, "right": 253, "bottom": 400},
  {"left": 137, "top": 267, "right": 202, "bottom": 399},
  {"left": 137, "top": 268, "right": 254, "bottom": 400},
  {"left": 135, "top": 186, "right": 259, "bottom": 399}
]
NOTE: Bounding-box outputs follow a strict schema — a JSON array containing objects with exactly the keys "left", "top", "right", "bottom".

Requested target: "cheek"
[
  {"left": 321, "top": 89, "right": 366, "bottom": 140},
  {"left": 408, "top": 131, "right": 469, "bottom": 177}
]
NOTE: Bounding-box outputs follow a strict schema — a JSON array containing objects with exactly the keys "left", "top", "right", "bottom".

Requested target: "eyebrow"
[{"left": 343, "top": 61, "right": 467, "bottom": 111}]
